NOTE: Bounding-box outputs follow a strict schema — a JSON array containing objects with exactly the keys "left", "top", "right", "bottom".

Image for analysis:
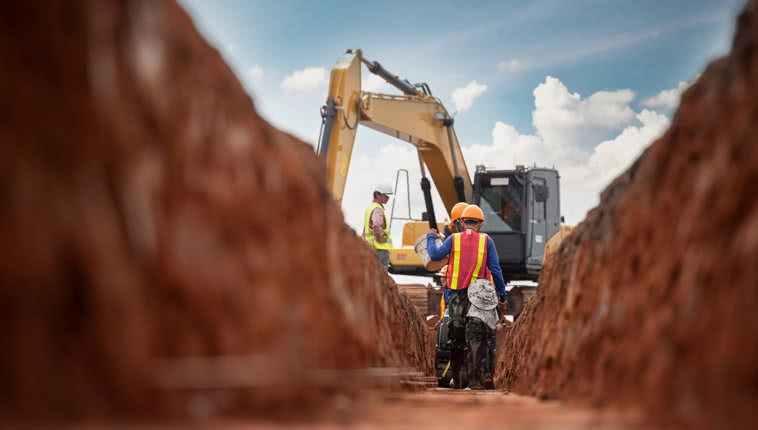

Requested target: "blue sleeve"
[
  {"left": 427, "top": 234, "right": 453, "bottom": 261},
  {"left": 486, "top": 237, "right": 507, "bottom": 302}
]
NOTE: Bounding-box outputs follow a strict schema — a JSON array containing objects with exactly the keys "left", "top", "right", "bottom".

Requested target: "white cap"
[{"left": 374, "top": 183, "right": 393, "bottom": 195}]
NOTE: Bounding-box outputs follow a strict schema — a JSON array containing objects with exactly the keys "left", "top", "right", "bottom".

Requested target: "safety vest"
[
  {"left": 363, "top": 202, "right": 393, "bottom": 250},
  {"left": 446, "top": 229, "right": 491, "bottom": 291}
]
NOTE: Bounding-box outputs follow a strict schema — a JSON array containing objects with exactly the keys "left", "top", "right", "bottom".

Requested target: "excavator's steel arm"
[
  {"left": 320, "top": 50, "right": 472, "bottom": 216},
  {"left": 358, "top": 93, "right": 472, "bottom": 212},
  {"left": 319, "top": 51, "right": 362, "bottom": 206}
]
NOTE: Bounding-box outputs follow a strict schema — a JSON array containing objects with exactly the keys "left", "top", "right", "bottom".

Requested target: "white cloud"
[
  {"left": 281, "top": 67, "right": 328, "bottom": 91},
  {"left": 363, "top": 73, "right": 392, "bottom": 93},
  {"left": 452, "top": 80, "right": 488, "bottom": 113},
  {"left": 588, "top": 109, "right": 670, "bottom": 185},
  {"left": 497, "top": 58, "right": 524, "bottom": 73},
  {"left": 641, "top": 80, "right": 690, "bottom": 108},
  {"left": 532, "top": 76, "right": 636, "bottom": 153},
  {"left": 246, "top": 64, "right": 264, "bottom": 82},
  {"left": 463, "top": 76, "right": 669, "bottom": 223},
  {"left": 338, "top": 76, "right": 671, "bottom": 234}
]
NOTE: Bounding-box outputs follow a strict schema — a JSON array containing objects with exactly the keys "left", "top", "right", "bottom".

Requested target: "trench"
[{"left": 1, "top": 0, "right": 757, "bottom": 429}]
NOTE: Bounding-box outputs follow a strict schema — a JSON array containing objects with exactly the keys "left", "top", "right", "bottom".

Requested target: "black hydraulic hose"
[
  {"left": 420, "top": 177, "right": 438, "bottom": 230},
  {"left": 453, "top": 176, "right": 466, "bottom": 203},
  {"left": 342, "top": 97, "right": 360, "bottom": 130},
  {"left": 318, "top": 98, "right": 337, "bottom": 158},
  {"left": 444, "top": 119, "right": 467, "bottom": 202}
]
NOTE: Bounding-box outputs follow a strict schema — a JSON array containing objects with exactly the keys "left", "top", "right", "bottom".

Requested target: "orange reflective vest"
[{"left": 446, "top": 229, "right": 492, "bottom": 292}]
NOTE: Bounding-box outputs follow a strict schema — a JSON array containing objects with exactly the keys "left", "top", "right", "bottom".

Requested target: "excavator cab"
[
  {"left": 472, "top": 165, "right": 561, "bottom": 317},
  {"left": 473, "top": 165, "right": 561, "bottom": 280}
]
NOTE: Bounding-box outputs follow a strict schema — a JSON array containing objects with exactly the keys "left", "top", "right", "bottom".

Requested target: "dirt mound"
[
  {"left": 0, "top": 0, "right": 432, "bottom": 422},
  {"left": 496, "top": 1, "right": 758, "bottom": 428}
]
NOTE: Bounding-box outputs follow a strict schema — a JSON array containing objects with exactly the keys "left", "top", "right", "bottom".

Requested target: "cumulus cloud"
[
  {"left": 497, "top": 58, "right": 524, "bottom": 73},
  {"left": 246, "top": 64, "right": 264, "bottom": 81},
  {"left": 281, "top": 67, "right": 327, "bottom": 91},
  {"left": 340, "top": 75, "right": 671, "bottom": 235},
  {"left": 363, "top": 73, "right": 392, "bottom": 93},
  {"left": 641, "top": 80, "right": 690, "bottom": 108},
  {"left": 532, "top": 76, "right": 636, "bottom": 152},
  {"left": 463, "top": 76, "right": 669, "bottom": 223},
  {"left": 452, "top": 80, "right": 488, "bottom": 113},
  {"left": 588, "top": 109, "right": 670, "bottom": 185}
]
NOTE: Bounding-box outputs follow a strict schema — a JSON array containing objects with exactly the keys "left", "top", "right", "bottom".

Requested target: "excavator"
[{"left": 317, "top": 49, "right": 565, "bottom": 318}]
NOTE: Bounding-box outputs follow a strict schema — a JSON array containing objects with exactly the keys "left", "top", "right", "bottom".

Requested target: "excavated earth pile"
[
  {"left": 0, "top": 0, "right": 432, "bottom": 422},
  {"left": 496, "top": 1, "right": 758, "bottom": 429}
]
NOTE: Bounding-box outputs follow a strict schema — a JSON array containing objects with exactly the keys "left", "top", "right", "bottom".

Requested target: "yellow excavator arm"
[
  {"left": 318, "top": 49, "right": 571, "bottom": 282},
  {"left": 318, "top": 49, "right": 472, "bottom": 227}
]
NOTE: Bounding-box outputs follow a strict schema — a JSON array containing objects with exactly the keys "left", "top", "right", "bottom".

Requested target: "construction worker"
[
  {"left": 444, "top": 202, "right": 469, "bottom": 235},
  {"left": 439, "top": 202, "right": 468, "bottom": 326},
  {"left": 363, "top": 183, "right": 394, "bottom": 268},
  {"left": 426, "top": 205, "right": 507, "bottom": 389}
]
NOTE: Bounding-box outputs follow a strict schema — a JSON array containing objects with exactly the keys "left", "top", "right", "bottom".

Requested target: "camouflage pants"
[
  {"left": 449, "top": 291, "right": 497, "bottom": 343},
  {"left": 465, "top": 317, "right": 496, "bottom": 342},
  {"left": 466, "top": 317, "right": 497, "bottom": 383},
  {"left": 447, "top": 292, "right": 470, "bottom": 349}
]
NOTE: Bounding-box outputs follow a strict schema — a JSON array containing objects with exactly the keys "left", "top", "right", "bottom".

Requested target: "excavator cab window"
[{"left": 478, "top": 174, "right": 524, "bottom": 233}]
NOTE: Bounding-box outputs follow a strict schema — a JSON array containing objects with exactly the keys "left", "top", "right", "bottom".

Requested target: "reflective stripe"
[
  {"left": 447, "top": 231, "right": 489, "bottom": 292},
  {"left": 470, "top": 234, "right": 487, "bottom": 281},
  {"left": 440, "top": 294, "right": 446, "bottom": 318},
  {"left": 450, "top": 234, "right": 461, "bottom": 290},
  {"left": 363, "top": 202, "right": 393, "bottom": 250}
]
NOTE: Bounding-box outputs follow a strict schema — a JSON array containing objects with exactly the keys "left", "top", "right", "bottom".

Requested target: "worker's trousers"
[
  {"left": 375, "top": 249, "right": 390, "bottom": 268},
  {"left": 447, "top": 291, "right": 470, "bottom": 349},
  {"left": 447, "top": 292, "right": 469, "bottom": 388},
  {"left": 448, "top": 291, "right": 497, "bottom": 388},
  {"left": 466, "top": 318, "right": 497, "bottom": 388}
]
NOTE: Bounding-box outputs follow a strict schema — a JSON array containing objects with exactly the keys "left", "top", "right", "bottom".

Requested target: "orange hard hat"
[
  {"left": 450, "top": 202, "right": 469, "bottom": 221},
  {"left": 461, "top": 205, "right": 484, "bottom": 222}
]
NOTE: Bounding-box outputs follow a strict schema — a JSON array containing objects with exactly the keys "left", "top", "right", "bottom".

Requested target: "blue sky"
[{"left": 179, "top": 0, "right": 743, "bottom": 234}]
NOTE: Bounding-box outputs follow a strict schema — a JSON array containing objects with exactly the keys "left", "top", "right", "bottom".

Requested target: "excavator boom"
[
  {"left": 318, "top": 50, "right": 472, "bottom": 221},
  {"left": 318, "top": 50, "right": 567, "bottom": 292}
]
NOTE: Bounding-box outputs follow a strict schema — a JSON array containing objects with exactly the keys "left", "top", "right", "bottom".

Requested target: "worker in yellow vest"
[
  {"left": 427, "top": 205, "right": 507, "bottom": 389},
  {"left": 363, "top": 183, "right": 394, "bottom": 268}
]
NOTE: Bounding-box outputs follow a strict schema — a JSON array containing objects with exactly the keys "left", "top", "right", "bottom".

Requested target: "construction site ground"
[{"left": 69, "top": 389, "right": 646, "bottom": 430}]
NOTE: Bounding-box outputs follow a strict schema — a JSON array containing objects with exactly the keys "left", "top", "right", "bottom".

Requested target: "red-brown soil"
[
  {"left": 495, "top": 1, "right": 758, "bottom": 429},
  {"left": 0, "top": 0, "right": 432, "bottom": 422},
  {"left": 3, "top": 0, "right": 757, "bottom": 428},
  {"left": 73, "top": 389, "right": 650, "bottom": 429}
]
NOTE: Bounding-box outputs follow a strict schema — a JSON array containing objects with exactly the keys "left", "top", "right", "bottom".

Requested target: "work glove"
[{"left": 498, "top": 300, "right": 508, "bottom": 321}]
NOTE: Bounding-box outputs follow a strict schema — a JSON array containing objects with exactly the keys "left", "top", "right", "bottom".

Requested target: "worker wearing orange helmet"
[
  {"left": 447, "top": 202, "right": 469, "bottom": 234},
  {"left": 438, "top": 202, "right": 468, "bottom": 329},
  {"left": 427, "top": 205, "right": 507, "bottom": 389}
]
